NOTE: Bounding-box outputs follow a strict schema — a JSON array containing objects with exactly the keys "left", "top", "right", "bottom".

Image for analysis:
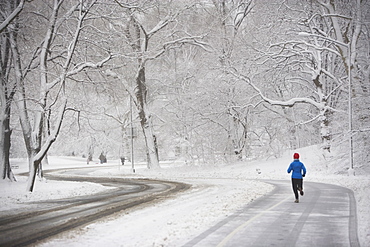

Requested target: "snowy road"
[
  {"left": 183, "top": 180, "right": 360, "bottom": 247},
  {"left": 2, "top": 152, "right": 368, "bottom": 246},
  {"left": 0, "top": 174, "right": 189, "bottom": 246}
]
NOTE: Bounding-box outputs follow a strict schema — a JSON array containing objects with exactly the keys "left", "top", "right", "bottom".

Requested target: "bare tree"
[
  {"left": 113, "top": 1, "right": 210, "bottom": 169},
  {"left": 11, "top": 0, "right": 112, "bottom": 191},
  {"left": 0, "top": 0, "right": 24, "bottom": 32},
  {"left": 228, "top": 0, "right": 368, "bottom": 159},
  {"left": 212, "top": 0, "right": 253, "bottom": 159},
  {"left": 0, "top": 0, "right": 25, "bottom": 181}
]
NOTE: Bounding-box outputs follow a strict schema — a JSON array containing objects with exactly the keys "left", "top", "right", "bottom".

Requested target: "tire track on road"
[{"left": 0, "top": 171, "right": 190, "bottom": 247}]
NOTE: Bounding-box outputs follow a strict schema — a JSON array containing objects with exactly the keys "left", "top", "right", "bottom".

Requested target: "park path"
[{"left": 183, "top": 180, "right": 359, "bottom": 247}]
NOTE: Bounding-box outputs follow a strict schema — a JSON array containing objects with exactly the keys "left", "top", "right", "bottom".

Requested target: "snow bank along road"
[
  {"left": 0, "top": 171, "right": 190, "bottom": 247},
  {"left": 183, "top": 180, "right": 360, "bottom": 247},
  {"left": 0, "top": 170, "right": 360, "bottom": 247}
]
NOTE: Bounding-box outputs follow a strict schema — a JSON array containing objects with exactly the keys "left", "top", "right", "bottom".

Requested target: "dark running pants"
[{"left": 291, "top": 178, "right": 303, "bottom": 200}]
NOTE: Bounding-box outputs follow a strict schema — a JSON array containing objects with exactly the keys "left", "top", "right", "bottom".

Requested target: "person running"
[{"left": 287, "top": 153, "right": 306, "bottom": 203}]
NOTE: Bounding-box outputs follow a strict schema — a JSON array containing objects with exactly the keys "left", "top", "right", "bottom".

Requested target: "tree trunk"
[
  {"left": 319, "top": 109, "right": 331, "bottom": 153},
  {"left": 142, "top": 123, "right": 159, "bottom": 169},
  {"left": 0, "top": 106, "right": 16, "bottom": 181},
  {"left": 25, "top": 113, "right": 43, "bottom": 192},
  {"left": 27, "top": 152, "right": 39, "bottom": 192},
  {"left": 135, "top": 67, "right": 160, "bottom": 169},
  {"left": 0, "top": 0, "right": 19, "bottom": 181},
  {"left": 25, "top": 99, "right": 67, "bottom": 192}
]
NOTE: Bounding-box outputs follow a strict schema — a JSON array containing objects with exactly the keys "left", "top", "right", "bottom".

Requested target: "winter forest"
[{"left": 1, "top": 0, "right": 369, "bottom": 191}]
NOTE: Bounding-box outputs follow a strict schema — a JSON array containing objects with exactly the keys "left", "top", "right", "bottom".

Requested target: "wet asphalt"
[{"left": 183, "top": 180, "right": 359, "bottom": 247}]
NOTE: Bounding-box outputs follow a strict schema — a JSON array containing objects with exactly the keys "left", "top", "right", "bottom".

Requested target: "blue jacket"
[{"left": 287, "top": 159, "right": 306, "bottom": 179}]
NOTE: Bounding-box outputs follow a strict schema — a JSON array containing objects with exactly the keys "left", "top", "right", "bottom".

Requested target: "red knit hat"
[{"left": 293, "top": 153, "right": 300, "bottom": 159}]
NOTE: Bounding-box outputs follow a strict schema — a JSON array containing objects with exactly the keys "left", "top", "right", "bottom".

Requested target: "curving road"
[
  {"left": 0, "top": 171, "right": 189, "bottom": 247},
  {"left": 184, "top": 180, "right": 360, "bottom": 247}
]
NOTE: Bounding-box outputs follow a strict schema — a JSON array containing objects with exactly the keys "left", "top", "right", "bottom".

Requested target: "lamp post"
[
  {"left": 298, "top": 32, "right": 353, "bottom": 173},
  {"left": 105, "top": 69, "right": 136, "bottom": 173},
  {"left": 129, "top": 90, "right": 135, "bottom": 173},
  {"left": 347, "top": 45, "right": 354, "bottom": 172}
]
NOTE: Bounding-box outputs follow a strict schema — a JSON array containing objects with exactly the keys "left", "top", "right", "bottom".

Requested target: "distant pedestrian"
[
  {"left": 287, "top": 153, "right": 306, "bottom": 203},
  {"left": 87, "top": 154, "right": 93, "bottom": 164},
  {"left": 99, "top": 152, "right": 107, "bottom": 164}
]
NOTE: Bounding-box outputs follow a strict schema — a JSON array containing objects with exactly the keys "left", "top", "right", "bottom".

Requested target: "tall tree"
[
  {"left": 113, "top": 0, "right": 209, "bottom": 169},
  {"left": 229, "top": 0, "right": 368, "bottom": 160},
  {"left": 0, "top": 0, "right": 24, "bottom": 181},
  {"left": 212, "top": 0, "right": 253, "bottom": 159},
  {"left": 12, "top": 0, "right": 112, "bottom": 191}
]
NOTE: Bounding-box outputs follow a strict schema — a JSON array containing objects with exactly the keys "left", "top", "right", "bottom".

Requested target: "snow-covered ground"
[{"left": 1, "top": 145, "right": 369, "bottom": 247}]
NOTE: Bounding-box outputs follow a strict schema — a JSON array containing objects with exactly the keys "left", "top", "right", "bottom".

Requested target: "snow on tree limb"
[
  {"left": 33, "top": 99, "right": 67, "bottom": 163},
  {"left": 0, "top": 0, "right": 25, "bottom": 33},
  {"left": 269, "top": 39, "right": 341, "bottom": 58},
  {"left": 228, "top": 68, "right": 330, "bottom": 111},
  {"left": 146, "top": 36, "right": 212, "bottom": 63},
  {"left": 47, "top": 54, "right": 113, "bottom": 91},
  {"left": 146, "top": 14, "right": 177, "bottom": 39}
]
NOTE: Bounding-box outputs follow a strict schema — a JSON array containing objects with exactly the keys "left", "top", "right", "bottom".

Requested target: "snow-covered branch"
[
  {"left": 63, "top": 1, "right": 97, "bottom": 72},
  {"left": 146, "top": 12, "right": 179, "bottom": 39},
  {"left": 33, "top": 99, "right": 67, "bottom": 163},
  {"left": 146, "top": 35, "right": 212, "bottom": 63},
  {"left": 47, "top": 54, "right": 113, "bottom": 91},
  {"left": 0, "top": 0, "right": 25, "bottom": 33},
  {"left": 228, "top": 68, "right": 326, "bottom": 110},
  {"left": 270, "top": 40, "right": 341, "bottom": 58}
]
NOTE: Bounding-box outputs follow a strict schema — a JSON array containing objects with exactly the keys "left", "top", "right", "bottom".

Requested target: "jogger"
[{"left": 287, "top": 153, "right": 306, "bottom": 203}]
